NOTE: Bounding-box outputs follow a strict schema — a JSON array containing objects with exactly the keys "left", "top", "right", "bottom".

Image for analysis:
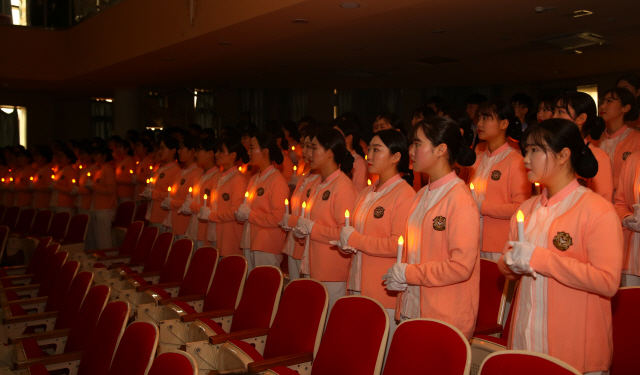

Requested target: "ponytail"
[
  {"left": 218, "top": 136, "right": 250, "bottom": 164},
  {"left": 477, "top": 99, "right": 523, "bottom": 141},
  {"left": 255, "top": 132, "right": 284, "bottom": 165},
  {"left": 411, "top": 116, "right": 477, "bottom": 168},
  {"left": 555, "top": 92, "right": 606, "bottom": 140},
  {"left": 315, "top": 127, "right": 354, "bottom": 174}
]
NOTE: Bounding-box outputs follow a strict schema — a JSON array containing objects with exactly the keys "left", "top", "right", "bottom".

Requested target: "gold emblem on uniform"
[
  {"left": 306, "top": 189, "right": 311, "bottom": 198},
  {"left": 159, "top": 173, "right": 165, "bottom": 179},
  {"left": 180, "top": 179, "right": 186, "bottom": 185},
  {"left": 577, "top": 178, "right": 587, "bottom": 187},
  {"left": 373, "top": 206, "right": 385, "bottom": 219},
  {"left": 205, "top": 189, "right": 211, "bottom": 196},
  {"left": 433, "top": 216, "right": 446, "bottom": 231},
  {"left": 322, "top": 190, "right": 331, "bottom": 200},
  {"left": 256, "top": 187, "right": 265, "bottom": 196},
  {"left": 222, "top": 193, "right": 230, "bottom": 201},
  {"left": 623, "top": 151, "right": 631, "bottom": 161},
  {"left": 491, "top": 170, "right": 501, "bottom": 181},
  {"left": 553, "top": 231, "right": 573, "bottom": 251}
]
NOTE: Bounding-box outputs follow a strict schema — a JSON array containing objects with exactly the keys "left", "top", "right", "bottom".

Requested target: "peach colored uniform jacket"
[
  {"left": 168, "top": 163, "right": 204, "bottom": 236},
  {"left": 351, "top": 152, "right": 368, "bottom": 193},
  {"left": 276, "top": 149, "right": 294, "bottom": 182},
  {"left": 470, "top": 142, "right": 531, "bottom": 253},
  {"left": 396, "top": 172, "right": 480, "bottom": 339},
  {"left": 91, "top": 164, "right": 117, "bottom": 211},
  {"left": 15, "top": 166, "right": 35, "bottom": 207},
  {"left": 135, "top": 156, "right": 155, "bottom": 197},
  {"left": 115, "top": 156, "right": 136, "bottom": 200},
  {"left": 614, "top": 151, "right": 640, "bottom": 275},
  {"left": 207, "top": 168, "right": 247, "bottom": 256},
  {"left": 52, "top": 165, "right": 79, "bottom": 208},
  {"left": 288, "top": 170, "right": 357, "bottom": 282},
  {"left": 32, "top": 164, "right": 54, "bottom": 209},
  {"left": 76, "top": 164, "right": 99, "bottom": 210},
  {"left": 500, "top": 181, "right": 622, "bottom": 373},
  {"left": 578, "top": 143, "right": 613, "bottom": 202},
  {"left": 185, "top": 167, "right": 220, "bottom": 243},
  {"left": 3, "top": 168, "right": 16, "bottom": 206},
  {"left": 281, "top": 173, "right": 321, "bottom": 260},
  {"left": 347, "top": 174, "right": 415, "bottom": 309},
  {"left": 149, "top": 162, "right": 182, "bottom": 224},
  {"left": 244, "top": 165, "right": 289, "bottom": 255},
  {"left": 599, "top": 125, "right": 640, "bottom": 193}
]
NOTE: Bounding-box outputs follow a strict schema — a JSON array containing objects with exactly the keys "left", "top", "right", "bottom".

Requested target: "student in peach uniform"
[
  {"left": 74, "top": 145, "right": 99, "bottom": 250},
  {"left": 161, "top": 136, "right": 203, "bottom": 240},
  {"left": 234, "top": 132, "right": 289, "bottom": 272},
  {"left": 134, "top": 138, "right": 155, "bottom": 204},
  {"left": 114, "top": 139, "right": 137, "bottom": 204},
  {"left": 86, "top": 145, "right": 117, "bottom": 249},
  {"left": 284, "top": 127, "right": 358, "bottom": 310},
  {"left": 275, "top": 131, "right": 295, "bottom": 183},
  {"left": 332, "top": 129, "right": 415, "bottom": 349},
  {"left": 31, "top": 146, "right": 55, "bottom": 210},
  {"left": 183, "top": 137, "right": 220, "bottom": 249},
  {"left": 14, "top": 149, "right": 35, "bottom": 208},
  {"left": 50, "top": 147, "right": 79, "bottom": 215},
  {"left": 468, "top": 99, "right": 531, "bottom": 260},
  {"left": 498, "top": 119, "right": 623, "bottom": 375},
  {"left": 280, "top": 131, "right": 321, "bottom": 281},
  {"left": 143, "top": 136, "right": 181, "bottom": 233},
  {"left": 383, "top": 117, "right": 480, "bottom": 340},
  {"left": 598, "top": 88, "right": 640, "bottom": 195},
  {"left": 198, "top": 136, "right": 249, "bottom": 257},
  {"left": 615, "top": 150, "right": 640, "bottom": 286},
  {"left": 552, "top": 92, "right": 613, "bottom": 202},
  {"left": 335, "top": 119, "right": 368, "bottom": 193}
]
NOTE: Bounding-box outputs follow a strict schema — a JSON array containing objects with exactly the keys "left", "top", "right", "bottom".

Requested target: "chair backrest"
[
  {"left": 65, "top": 285, "right": 111, "bottom": 353},
  {"left": 0, "top": 226, "right": 8, "bottom": 259},
  {"left": 178, "top": 247, "right": 218, "bottom": 297},
  {"left": 476, "top": 259, "right": 508, "bottom": 330},
  {"left": 13, "top": 208, "right": 36, "bottom": 234},
  {"left": 263, "top": 279, "right": 328, "bottom": 359},
  {"left": 76, "top": 301, "right": 131, "bottom": 375},
  {"left": 117, "top": 221, "right": 144, "bottom": 256},
  {"left": 158, "top": 239, "right": 193, "bottom": 284},
  {"left": 54, "top": 271, "right": 94, "bottom": 330},
  {"left": 63, "top": 214, "right": 89, "bottom": 243},
  {"left": 46, "top": 211, "right": 70, "bottom": 242},
  {"left": 383, "top": 319, "right": 471, "bottom": 375},
  {"left": 202, "top": 255, "right": 247, "bottom": 312},
  {"left": 130, "top": 226, "right": 158, "bottom": 263},
  {"left": 31, "top": 246, "right": 64, "bottom": 288},
  {"left": 148, "top": 351, "right": 197, "bottom": 375},
  {"left": 500, "top": 281, "right": 519, "bottom": 341},
  {"left": 134, "top": 201, "right": 149, "bottom": 225},
  {"left": 479, "top": 351, "right": 581, "bottom": 375},
  {"left": 107, "top": 321, "right": 158, "bottom": 375},
  {"left": 30, "top": 209, "right": 52, "bottom": 237},
  {"left": 112, "top": 201, "right": 136, "bottom": 229},
  {"left": 611, "top": 286, "right": 640, "bottom": 375},
  {"left": 311, "top": 296, "right": 389, "bottom": 375},
  {"left": 142, "top": 232, "right": 174, "bottom": 273},
  {"left": 230, "top": 266, "right": 283, "bottom": 333},
  {"left": 26, "top": 237, "right": 53, "bottom": 275},
  {"left": 43, "top": 260, "right": 79, "bottom": 311},
  {"left": 26, "top": 364, "right": 50, "bottom": 375},
  {"left": 0, "top": 206, "right": 19, "bottom": 229},
  {"left": 0, "top": 205, "right": 5, "bottom": 223}
]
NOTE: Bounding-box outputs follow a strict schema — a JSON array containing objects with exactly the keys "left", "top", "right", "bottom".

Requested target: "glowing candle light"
[
  {"left": 517, "top": 210, "right": 525, "bottom": 242},
  {"left": 368, "top": 179, "right": 371, "bottom": 186},
  {"left": 87, "top": 172, "right": 91, "bottom": 177},
  {"left": 72, "top": 179, "right": 76, "bottom": 184},
  {"left": 79, "top": 165, "right": 83, "bottom": 170},
  {"left": 397, "top": 236, "right": 404, "bottom": 263},
  {"left": 9, "top": 177, "right": 13, "bottom": 182},
  {"left": 470, "top": 183, "right": 475, "bottom": 198},
  {"left": 239, "top": 166, "right": 242, "bottom": 172},
  {"left": 149, "top": 166, "right": 153, "bottom": 170},
  {"left": 293, "top": 165, "right": 297, "bottom": 172},
  {"left": 146, "top": 178, "right": 149, "bottom": 184},
  {"left": 244, "top": 191, "right": 248, "bottom": 204},
  {"left": 203, "top": 193, "right": 208, "bottom": 207},
  {"left": 345, "top": 209, "right": 350, "bottom": 227},
  {"left": 30, "top": 176, "right": 33, "bottom": 181},
  {"left": 365, "top": 155, "right": 367, "bottom": 160},
  {"left": 534, "top": 182, "right": 540, "bottom": 195},
  {"left": 292, "top": 146, "right": 295, "bottom": 151},
  {"left": 188, "top": 187, "right": 192, "bottom": 198},
  {"left": 51, "top": 175, "right": 55, "bottom": 180},
  {"left": 285, "top": 198, "right": 290, "bottom": 214},
  {"left": 129, "top": 169, "right": 133, "bottom": 174},
  {"left": 167, "top": 186, "right": 172, "bottom": 198},
  {"left": 301, "top": 201, "right": 307, "bottom": 217},
  {"left": 1, "top": 178, "right": 4, "bottom": 182},
  {"left": 136, "top": 161, "right": 139, "bottom": 165}
]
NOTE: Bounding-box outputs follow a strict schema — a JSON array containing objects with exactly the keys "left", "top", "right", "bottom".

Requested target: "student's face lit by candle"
[
  {"left": 409, "top": 126, "right": 446, "bottom": 174},
  {"left": 522, "top": 136, "right": 570, "bottom": 185},
  {"left": 373, "top": 117, "right": 392, "bottom": 134},
  {"left": 215, "top": 144, "right": 235, "bottom": 168},
  {"left": 477, "top": 111, "right": 508, "bottom": 142},
  {"left": 308, "top": 137, "right": 333, "bottom": 170},
  {"left": 302, "top": 136, "right": 313, "bottom": 165},
  {"left": 158, "top": 141, "right": 176, "bottom": 163},
  {"left": 366, "top": 135, "right": 400, "bottom": 175},
  {"left": 249, "top": 137, "right": 268, "bottom": 166},
  {"left": 178, "top": 142, "right": 196, "bottom": 164},
  {"left": 537, "top": 102, "right": 554, "bottom": 123}
]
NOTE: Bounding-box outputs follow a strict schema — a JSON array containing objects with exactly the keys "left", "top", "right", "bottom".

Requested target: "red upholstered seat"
[
  {"left": 383, "top": 319, "right": 470, "bottom": 375},
  {"left": 140, "top": 232, "right": 174, "bottom": 273},
  {"left": 228, "top": 339, "right": 262, "bottom": 360},
  {"left": 1, "top": 206, "right": 19, "bottom": 230},
  {"left": 176, "top": 247, "right": 218, "bottom": 297},
  {"left": 200, "top": 255, "right": 247, "bottom": 312},
  {"left": 611, "top": 287, "right": 640, "bottom": 375},
  {"left": 13, "top": 208, "right": 35, "bottom": 235},
  {"left": 29, "top": 210, "right": 53, "bottom": 237},
  {"left": 227, "top": 266, "right": 282, "bottom": 333},
  {"left": 25, "top": 237, "right": 53, "bottom": 275},
  {"left": 112, "top": 201, "right": 136, "bottom": 229},
  {"left": 107, "top": 321, "right": 158, "bottom": 375},
  {"left": 46, "top": 212, "right": 70, "bottom": 242},
  {"left": 28, "top": 364, "right": 50, "bottom": 375},
  {"left": 479, "top": 351, "right": 581, "bottom": 375},
  {"left": 197, "top": 318, "right": 227, "bottom": 335},
  {"left": 31, "top": 249, "right": 67, "bottom": 296},
  {"left": 96, "top": 221, "right": 143, "bottom": 258},
  {"left": 156, "top": 239, "right": 192, "bottom": 284},
  {"left": 60, "top": 214, "right": 89, "bottom": 244},
  {"left": 0, "top": 225, "right": 8, "bottom": 263},
  {"left": 129, "top": 226, "right": 158, "bottom": 263},
  {"left": 51, "top": 271, "right": 94, "bottom": 328},
  {"left": 134, "top": 202, "right": 149, "bottom": 227},
  {"left": 171, "top": 300, "right": 197, "bottom": 315},
  {"left": 22, "top": 338, "right": 46, "bottom": 358},
  {"left": 475, "top": 259, "right": 508, "bottom": 336},
  {"left": 148, "top": 351, "right": 197, "bottom": 375}
]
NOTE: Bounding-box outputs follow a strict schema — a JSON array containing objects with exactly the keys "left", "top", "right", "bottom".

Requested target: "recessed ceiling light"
[
  {"left": 573, "top": 10, "right": 593, "bottom": 17},
  {"left": 433, "top": 30, "right": 446, "bottom": 34},
  {"left": 293, "top": 19, "right": 309, "bottom": 24},
  {"left": 340, "top": 2, "right": 360, "bottom": 9}
]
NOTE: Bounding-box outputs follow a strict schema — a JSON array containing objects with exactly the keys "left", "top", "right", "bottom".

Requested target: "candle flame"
[
  {"left": 368, "top": 179, "right": 371, "bottom": 186},
  {"left": 293, "top": 166, "right": 297, "bottom": 171},
  {"left": 30, "top": 176, "right": 33, "bottom": 181},
  {"left": 72, "top": 179, "right": 76, "bottom": 184},
  {"left": 189, "top": 187, "right": 192, "bottom": 193},
  {"left": 245, "top": 191, "right": 249, "bottom": 198},
  {"left": 203, "top": 193, "right": 208, "bottom": 200},
  {"left": 517, "top": 210, "right": 525, "bottom": 223},
  {"left": 146, "top": 178, "right": 149, "bottom": 183},
  {"left": 79, "top": 165, "right": 83, "bottom": 169},
  {"left": 87, "top": 172, "right": 91, "bottom": 177},
  {"left": 150, "top": 166, "right": 153, "bottom": 170},
  {"left": 365, "top": 155, "right": 367, "bottom": 160},
  {"left": 239, "top": 166, "right": 242, "bottom": 172},
  {"left": 285, "top": 198, "right": 289, "bottom": 205},
  {"left": 470, "top": 183, "right": 475, "bottom": 190},
  {"left": 1, "top": 178, "right": 3, "bottom": 182},
  {"left": 345, "top": 209, "right": 350, "bottom": 218},
  {"left": 168, "top": 187, "right": 172, "bottom": 192},
  {"left": 302, "top": 201, "right": 307, "bottom": 208},
  {"left": 398, "top": 236, "right": 404, "bottom": 245},
  {"left": 292, "top": 146, "right": 295, "bottom": 151},
  {"left": 534, "top": 182, "right": 540, "bottom": 186},
  {"left": 51, "top": 175, "right": 55, "bottom": 179},
  {"left": 149, "top": 177, "right": 153, "bottom": 183},
  {"left": 9, "top": 177, "right": 13, "bottom": 182},
  {"left": 129, "top": 169, "right": 133, "bottom": 174},
  {"left": 136, "top": 161, "right": 139, "bottom": 165}
]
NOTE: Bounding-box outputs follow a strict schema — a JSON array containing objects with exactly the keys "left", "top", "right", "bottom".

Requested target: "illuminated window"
[
  {"left": 10, "top": 0, "right": 26, "bottom": 26},
  {"left": 577, "top": 85, "right": 598, "bottom": 113}
]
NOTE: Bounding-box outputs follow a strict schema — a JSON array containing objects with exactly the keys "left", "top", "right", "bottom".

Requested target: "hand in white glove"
[
  {"left": 84, "top": 179, "right": 93, "bottom": 190},
  {"left": 505, "top": 241, "right": 537, "bottom": 277},
  {"left": 70, "top": 185, "right": 79, "bottom": 196},
  {"left": 160, "top": 197, "right": 172, "bottom": 210},
  {"left": 382, "top": 263, "right": 408, "bottom": 291},
  {"left": 329, "top": 226, "right": 356, "bottom": 252},
  {"left": 234, "top": 203, "right": 251, "bottom": 222},
  {"left": 140, "top": 188, "right": 152, "bottom": 200},
  {"left": 280, "top": 213, "right": 292, "bottom": 231},
  {"left": 198, "top": 206, "right": 211, "bottom": 222},
  {"left": 293, "top": 217, "right": 314, "bottom": 238},
  {"left": 178, "top": 196, "right": 193, "bottom": 215}
]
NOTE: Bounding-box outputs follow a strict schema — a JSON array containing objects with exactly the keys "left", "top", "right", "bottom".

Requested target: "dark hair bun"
[
  {"left": 340, "top": 151, "right": 355, "bottom": 174},
  {"left": 456, "top": 146, "right": 476, "bottom": 167},
  {"left": 589, "top": 117, "right": 606, "bottom": 141},
  {"left": 273, "top": 148, "right": 284, "bottom": 166},
  {"left": 507, "top": 117, "right": 523, "bottom": 141},
  {"left": 576, "top": 143, "right": 598, "bottom": 179}
]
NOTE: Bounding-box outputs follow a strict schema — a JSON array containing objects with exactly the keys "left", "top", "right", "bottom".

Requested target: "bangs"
[
  {"left": 476, "top": 101, "right": 498, "bottom": 119},
  {"left": 521, "top": 123, "right": 552, "bottom": 152}
]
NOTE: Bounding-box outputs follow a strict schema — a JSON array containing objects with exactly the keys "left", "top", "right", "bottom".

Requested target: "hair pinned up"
[
  {"left": 373, "top": 129, "right": 410, "bottom": 173},
  {"left": 555, "top": 92, "right": 606, "bottom": 140},
  {"left": 254, "top": 132, "right": 284, "bottom": 165},
  {"left": 315, "top": 127, "right": 355, "bottom": 174},
  {"left": 411, "top": 116, "right": 476, "bottom": 167},
  {"left": 218, "top": 136, "right": 250, "bottom": 164},
  {"left": 477, "top": 99, "right": 523, "bottom": 141}
]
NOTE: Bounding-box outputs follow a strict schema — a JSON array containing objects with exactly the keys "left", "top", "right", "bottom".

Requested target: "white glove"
[
  {"left": 234, "top": 204, "right": 251, "bottom": 222},
  {"left": 293, "top": 217, "right": 314, "bottom": 238},
  {"left": 505, "top": 241, "right": 537, "bottom": 277},
  {"left": 161, "top": 197, "right": 171, "bottom": 210},
  {"left": 280, "top": 213, "right": 292, "bottom": 231},
  {"left": 131, "top": 174, "right": 138, "bottom": 184},
  {"left": 84, "top": 179, "right": 93, "bottom": 189},
  {"left": 178, "top": 196, "right": 193, "bottom": 215},
  {"left": 329, "top": 226, "right": 357, "bottom": 253},
  {"left": 70, "top": 185, "right": 79, "bottom": 195},
  {"left": 198, "top": 206, "right": 211, "bottom": 222},
  {"left": 382, "top": 263, "right": 408, "bottom": 291},
  {"left": 141, "top": 188, "right": 153, "bottom": 200},
  {"left": 622, "top": 204, "right": 640, "bottom": 232}
]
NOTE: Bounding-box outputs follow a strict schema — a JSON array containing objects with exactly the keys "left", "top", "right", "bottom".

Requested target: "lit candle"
[
  {"left": 146, "top": 178, "right": 149, "bottom": 184},
  {"left": 345, "top": 210, "right": 350, "bottom": 227},
  {"left": 470, "top": 183, "right": 476, "bottom": 199},
  {"left": 188, "top": 187, "right": 192, "bottom": 198},
  {"left": 397, "top": 236, "right": 404, "bottom": 263},
  {"left": 285, "top": 198, "right": 290, "bottom": 214},
  {"left": 129, "top": 169, "right": 133, "bottom": 174},
  {"left": 149, "top": 166, "right": 153, "bottom": 170},
  {"left": 534, "top": 182, "right": 540, "bottom": 195},
  {"left": 365, "top": 155, "right": 367, "bottom": 160},
  {"left": 293, "top": 165, "right": 297, "bottom": 173},
  {"left": 51, "top": 175, "right": 55, "bottom": 180},
  {"left": 30, "top": 176, "right": 33, "bottom": 181},
  {"left": 368, "top": 179, "right": 371, "bottom": 186},
  {"left": 136, "top": 161, "right": 139, "bottom": 165},
  {"left": 292, "top": 146, "right": 295, "bottom": 151},
  {"left": 239, "top": 166, "right": 243, "bottom": 173},
  {"left": 517, "top": 210, "right": 525, "bottom": 242},
  {"left": 79, "top": 165, "right": 83, "bottom": 170},
  {"left": 203, "top": 193, "right": 208, "bottom": 207},
  {"left": 301, "top": 201, "right": 307, "bottom": 217},
  {"left": 1, "top": 178, "right": 4, "bottom": 182},
  {"left": 149, "top": 177, "right": 153, "bottom": 189},
  {"left": 9, "top": 177, "right": 13, "bottom": 182},
  {"left": 72, "top": 179, "right": 76, "bottom": 184},
  {"left": 244, "top": 191, "right": 248, "bottom": 204},
  {"left": 167, "top": 186, "right": 172, "bottom": 199},
  {"left": 87, "top": 172, "right": 91, "bottom": 177}
]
